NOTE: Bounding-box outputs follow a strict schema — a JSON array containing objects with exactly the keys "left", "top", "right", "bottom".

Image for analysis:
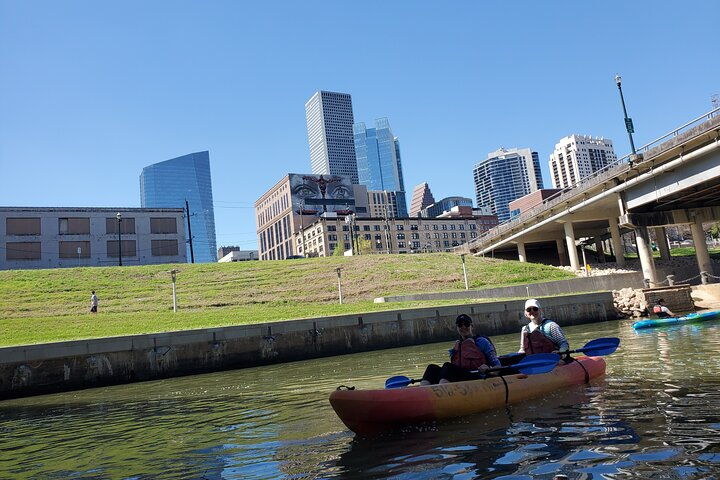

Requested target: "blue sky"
[{"left": 1, "top": 1, "right": 718, "bottom": 252}]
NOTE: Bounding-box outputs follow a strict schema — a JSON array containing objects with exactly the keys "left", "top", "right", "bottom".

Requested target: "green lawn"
[
  {"left": 0, "top": 253, "right": 576, "bottom": 347},
  {"left": 623, "top": 246, "right": 720, "bottom": 260}
]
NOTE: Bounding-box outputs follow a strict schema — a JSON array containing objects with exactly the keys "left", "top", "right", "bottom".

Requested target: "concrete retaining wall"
[
  {"left": 375, "top": 272, "right": 645, "bottom": 303},
  {"left": 0, "top": 292, "right": 618, "bottom": 399}
]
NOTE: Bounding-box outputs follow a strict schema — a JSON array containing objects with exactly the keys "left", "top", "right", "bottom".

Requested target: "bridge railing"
[{"left": 467, "top": 107, "right": 720, "bottom": 252}]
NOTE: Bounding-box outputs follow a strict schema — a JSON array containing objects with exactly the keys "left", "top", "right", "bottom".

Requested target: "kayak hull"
[
  {"left": 329, "top": 355, "right": 605, "bottom": 434},
  {"left": 632, "top": 309, "right": 720, "bottom": 330}
]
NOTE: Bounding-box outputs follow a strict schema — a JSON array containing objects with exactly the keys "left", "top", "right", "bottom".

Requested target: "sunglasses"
[
  {"left": 526, "top": 307, "right": 539, "bottom": 312},
  {"left": 456, "top": 321, "right": 472, "bottom": 327}
]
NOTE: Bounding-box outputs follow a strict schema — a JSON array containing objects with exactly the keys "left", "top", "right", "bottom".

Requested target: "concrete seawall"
[{"left": 0, "top": 292, "right": 617, "bottom": 399}]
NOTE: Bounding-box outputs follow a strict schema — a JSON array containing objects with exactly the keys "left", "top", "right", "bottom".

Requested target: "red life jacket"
[
  {"left": 522, "top": 319, "right": 557, "bottom": 354},
  {"left": 451, "top": 337, "right": 488, "bottom": 370},
  {"left": 653, "top": 304, "right": 669, "bottom": 318}
]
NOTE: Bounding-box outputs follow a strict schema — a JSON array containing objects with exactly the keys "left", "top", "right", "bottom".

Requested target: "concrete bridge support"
[
  {"left": 563, "top": 221, "right": 581, "bottom": 271},
  {"left": 556, "top": 238, "right": 567, "bottom": 266},
  {"left": 654, "top": 226, "right": 671, "bottom": 261},
  {"left": 517, "top": 241, "right": 527, "bottom": 262},
  {"left": 608, "top": 216, "right": 626, "bottom": 267},
  {"left": 595, "top": 238, "right": 606, "bottom": 263},
  {"left": 690, "top": 214, "right": 715, "bottom": 276},
  {"left": 635, "top": 225, "right": 658, "bottom": 285}
]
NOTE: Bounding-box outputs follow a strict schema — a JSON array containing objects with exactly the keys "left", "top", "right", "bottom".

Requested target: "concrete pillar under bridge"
[
  {"left": 653, "top": 226, "right": 671, "bottom": 261},
  {"left": 690, "top": 214, "right": 715, "bottom": 276},
  {"left": 517, "top": 241, "right": 527, "bottom": 262},
  {"left": 563, "top": 221, "right": 581, "bottom": 271},
  {"left": 595, "top": 238, "right": 606, "bottom": 263},
  {"left": 635, "top": 225, "right": 658, "bottom": 285},
  {"left": 556, "top": 238, "right": 568, "bottom": 266},
  {"left": 608, "top": 216, "right": 626, "bottom": 268}
]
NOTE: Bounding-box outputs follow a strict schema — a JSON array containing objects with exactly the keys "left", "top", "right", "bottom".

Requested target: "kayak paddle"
[
  {"left": 562, "top": 337, "right": 620, "bottom": 357},
  {"left": 385, "top": 352, "right": 561, "bottom": 389}
]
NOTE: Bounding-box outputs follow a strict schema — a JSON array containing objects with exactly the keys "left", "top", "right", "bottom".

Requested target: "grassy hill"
[{"left": 0, "top": 253, "right": 577, "bottom": 346}]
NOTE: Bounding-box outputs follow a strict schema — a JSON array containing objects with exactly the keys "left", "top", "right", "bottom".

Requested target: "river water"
[{"left": 1, "top": 317, "right": 719, "bottom": 479}]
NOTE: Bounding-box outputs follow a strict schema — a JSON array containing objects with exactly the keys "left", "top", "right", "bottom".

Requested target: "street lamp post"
[
  {"left": 116, "top": 212, "right": 123, "bottom": 266},
  {"left": 614, "top": 74, "right": 637, "bottom": 157}
]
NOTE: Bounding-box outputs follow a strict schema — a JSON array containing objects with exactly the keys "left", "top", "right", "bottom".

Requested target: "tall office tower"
[
  {"left": 353, "top": 118, "right": 407, "bottom": 217},
  {"left": 409, "top": 182, "right": 435, "bottom": 217},
  {"left": 305, "top": 91, "right": 358, "bottom": 184},
  {"left": 140, "top": 151, "right": 217, "bottom": 263},
  {"left": 473, "top": 147, "right": 544, "bottom": 223},
  {"left": 549, "top": 135, "right": 617, "bottom": 189}
]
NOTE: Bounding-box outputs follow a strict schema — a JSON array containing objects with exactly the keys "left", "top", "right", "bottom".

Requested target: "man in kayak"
[
  {"left": 419, "top": 313, "right": 501, "bottom": 385},
  {"left": 518, "top": 299, "right": 569, "bottom": 355},
  {"left": 652, "top": 298, "right": 675, "bottom": 318}
]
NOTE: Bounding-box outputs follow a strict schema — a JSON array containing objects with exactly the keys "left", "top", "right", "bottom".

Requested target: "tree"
[
  {"left": 356, "top": 237, "right": 373, "bottom": 254},
  {"left": 332, "top": 244, "right": 344, "bottom": 256}
]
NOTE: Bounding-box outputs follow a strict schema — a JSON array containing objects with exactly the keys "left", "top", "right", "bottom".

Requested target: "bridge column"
[
  {"left": 517, "top": 241, "right": 527, "bottom": 262},
  {"left": 653, "top": 227, "right": 671, "bottom": 261},
  {"left": 608, "top": 216, "right": 626, "bottom": 267},
  {"left": 556, "top": 238, "right": 567, "bottom": 266},
  {"left": 635, "top": 225, "right": 658, "bottom": 285},
  {"left": 595, "top": 238, "right": 606, "bottom": 263},
  {"left": 563, "top": 221, "right": 581, "bottom": 272},
  {"left": 690, "top": 214, "right": 714, "bottom": 276}
]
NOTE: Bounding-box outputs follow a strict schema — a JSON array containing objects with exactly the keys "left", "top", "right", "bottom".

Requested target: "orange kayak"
[{"left": 330, "top": 356, "right": 606, "bottom": 434}]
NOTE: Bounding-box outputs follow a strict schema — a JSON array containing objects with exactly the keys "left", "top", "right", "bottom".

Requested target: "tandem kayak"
[
  {"left": 632, "top": 309, "right": 720, "bottom": 330},
  {"left": 329, "top": 356, "right": 606, "bottom": 435}
]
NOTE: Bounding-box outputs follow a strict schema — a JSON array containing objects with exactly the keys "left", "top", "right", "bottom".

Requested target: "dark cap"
[
  {"left": 455, "top": 314, "right": 472, "bottom": 325},
  {"left": 658, "top": 298, "right": 665, "bottom": 303}
]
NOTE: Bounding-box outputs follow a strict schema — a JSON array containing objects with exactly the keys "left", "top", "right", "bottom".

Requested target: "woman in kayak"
[
  {"left": 519, "top": 298, "right": 569, "bottom": 354},
  {"left": 652, "top": 298, "right": 675, "bottom": 318},
  {"left": 419, "top": 313, "right": 501, "bottom": 385}
]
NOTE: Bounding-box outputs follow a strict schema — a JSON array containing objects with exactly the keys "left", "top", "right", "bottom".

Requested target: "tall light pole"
[
  {"left": 116, "top": 212, "right": 123, "bottom": 266},
  {"left": 615, "top": 74, "right": 637, "bottom": 157}
]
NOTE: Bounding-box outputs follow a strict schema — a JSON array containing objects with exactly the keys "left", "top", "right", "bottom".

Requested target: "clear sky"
[{"left": 1, "top": 1, "right": 718, "bottom": 252}]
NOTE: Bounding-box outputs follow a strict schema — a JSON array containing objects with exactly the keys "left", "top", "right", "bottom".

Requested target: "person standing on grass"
[{"left": 90, "top": 291, "right": 98, "bottom": 313}]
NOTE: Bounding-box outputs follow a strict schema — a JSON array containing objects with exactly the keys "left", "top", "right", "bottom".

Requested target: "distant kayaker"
[
  {"left": 419, "top": 314, "right": 501, "bottom": 385},
  {"left": 652, "top": 298, "right": 675, "bottom": 318},
  {"left": 518, "top": 299, "right": 569, "bottom": 355}
]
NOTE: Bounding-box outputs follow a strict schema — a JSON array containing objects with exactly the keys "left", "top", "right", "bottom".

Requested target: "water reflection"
[{"left": 0, "top": 319, "right": 719, "bottom": 478}]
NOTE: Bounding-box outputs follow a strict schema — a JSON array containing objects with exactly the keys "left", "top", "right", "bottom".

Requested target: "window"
[
  {"left": 364, "top": 234, "right": 371, "bottom": 240},
  {"left": 374, "top": 225, "right": 381, "bottom": 231},
  {"left": 59, "top": 217, "right": 90, "bottom": 235},
  {"left": 443, "top": 233, "right": 449, "bottom": 239},
  {"left": 327, "top": 225, "right": 337, "bottom": 231},
  {"left": 363, "top": 225, "right": 370, "bottom": 231},
  {"left": 6, "top": 218, "right": 40, "bottom": 235},
  {"left": 441, "top": 224, "right": 448, "bottom": 230},
  {"left": 106, "top": 217, "right": 136, "bottom": 234},
  {"left": 410, "top": 225, "right": 419, "bottom": 230},
  {"left": 398, "top": 242, "right": 406, "bottom": 248},
  {"left": 59, "top": 241, "right": 91, "bottom": 258},
  {"left": 396, "top": 225, "right": 404, "bottom": 230},
  {"left": 432, "top": 225, "right": 439, "bottom": 230},
  {"left": 151, "top": 240, "right": 178, "bottom": 256},
  {"left": 328, "top": 234, "right": 337, "bottom": 241},
  {"left": 411, "top": 233, "right": 419, "bottom": 240},
  {"left": 396, "top": 233, "right": 405, "bottom": 240},
  {"left": 342, "top": 225, "right": 349, "bottom": 231},
  {"left": 150, "top": 217, "right": 177, "bottom": 234},
  {"left": 6, "top": 242, "right": 41, "bottom": 260},
  {"left": 107, "top": 240, "right": 137, "bottom": 257}
]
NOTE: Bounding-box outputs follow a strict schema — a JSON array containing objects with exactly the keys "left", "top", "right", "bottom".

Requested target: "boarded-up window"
[
  {"left": 150, "top": 217, "right": 177, "bottom": 234},
  {"left": 106, "top": 240, "right": 137, "bottom": 257},
  {"left": 58, "top": 218, "right": 90, "bottom": 235},
  {"left": 152, "top": 239, "right": 179, "bottom": 256},
  {"left": 105, "top": 217, "right": 136, "bottom": 234},
  {"left": 59, "top": 241, "right": 91, "bottom": 259},
  {"left": 6, "top": 218, "right": 41, "bottom": 235},
  {"left": 6, "top": 242, "right": 41, "bottom": 260}
]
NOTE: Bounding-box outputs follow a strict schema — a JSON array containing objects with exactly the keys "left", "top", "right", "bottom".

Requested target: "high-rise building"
[
  {"left": 140, "top": 151, "right": 217, "bottom": 263},
  {"left": 549, "top": 135, "right": 617, "bottom": 189},
  {"left": 409, "top": 182, "right": 435, "bottom": 217},
  {"left": 473, "top": 147, "right": 544, "bottom": 223},
  {"left": 305, "top": 91, "right": 358, "bottom": 183},
  {"left": 353, "top": 118, "right": 407, "bottom": 216}
]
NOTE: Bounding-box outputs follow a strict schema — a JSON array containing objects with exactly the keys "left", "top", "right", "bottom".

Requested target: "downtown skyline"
[{"left": 2, "top": 1, "right": 719, "bottom": 252}]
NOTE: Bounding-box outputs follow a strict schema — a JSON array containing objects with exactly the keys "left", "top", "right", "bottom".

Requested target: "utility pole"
[
  {"left": 185, "top": 200, "right": 195, "bottom": 263},
  {"left": 614, "top": 74, "right": 637, "bottom": 158}
]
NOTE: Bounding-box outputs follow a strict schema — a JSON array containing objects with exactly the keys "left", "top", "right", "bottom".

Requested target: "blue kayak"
[{"left": 632, "top": 309, "right": 720, "bottom": 330}]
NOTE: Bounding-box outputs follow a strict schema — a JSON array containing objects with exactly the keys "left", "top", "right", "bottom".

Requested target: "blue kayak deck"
[{"left": 632, "top": 309, "right": 720, "bottom": 330}]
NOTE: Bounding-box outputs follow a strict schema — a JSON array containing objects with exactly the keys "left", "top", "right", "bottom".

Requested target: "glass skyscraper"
[
  {"left": 473, "top": 147, "right": 544, "bottom": 223},
  {"left": 305, "top": 91, "right": 358, "bottom": 184},
  {"left": 353, "top": 118, "right": 407, "bottom": 217},
  {"left": 140, "top": 151, "right": 217, "bottom": 262}
]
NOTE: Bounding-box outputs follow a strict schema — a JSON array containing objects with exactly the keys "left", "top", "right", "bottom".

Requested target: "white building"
[
  {"left": 549, "top": 135, "right": 617, "bottom": 189},
  {"left": 0, "top": 207, "right": 187, "bottom": 270},
  {"left": 305, "top": 91, "right": 358, "bottom": 184}
]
